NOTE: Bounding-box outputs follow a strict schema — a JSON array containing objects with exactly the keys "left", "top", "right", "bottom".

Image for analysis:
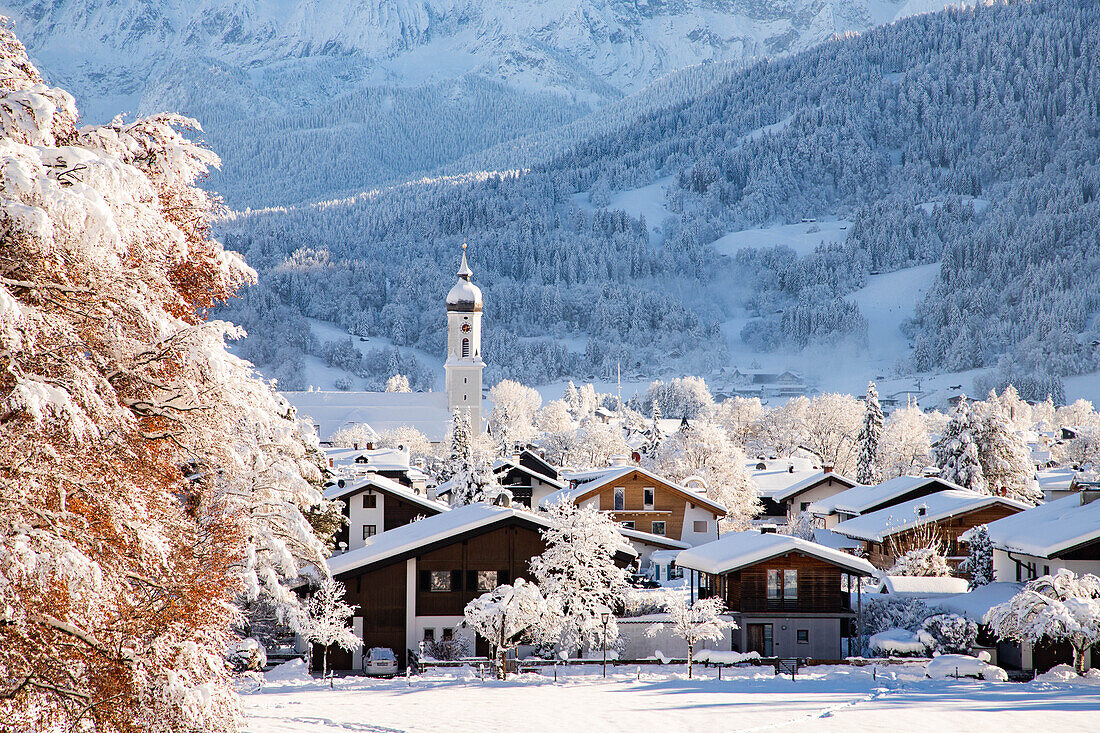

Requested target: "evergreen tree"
[
  {"left": 933, "top": 396, "right": 987, "bottom": 493},
  {"left": 648, "top": 398, "right": 663, "bottom": 454},
  {"left": 961, "top": 525, "right": 995, "bottom": 589},
  {"left": 979, "top": 393, "right": 1041, "bottom": 504},
  {"left": 856, "top": 382, "right": 884, "bottom": 484}
]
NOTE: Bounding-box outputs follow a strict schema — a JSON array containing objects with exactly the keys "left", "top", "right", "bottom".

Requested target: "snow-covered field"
[
  {"left": 243, "top": 661, "right": 1100, "bottom": 732},
  {"left": 712, "top": 219, "right": 851, "bottom": 258}
]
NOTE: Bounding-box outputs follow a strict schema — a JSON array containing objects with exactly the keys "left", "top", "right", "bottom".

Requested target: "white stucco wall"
[
  {"left": 680, "top": 504, "right": 720, "bottom": 546},
  {"left": 787, "top": 480, "right": 851, "bottom": 522},
  {"left": 347, "top": 489, "right": 385, "bottom": 551},
  {"left": 992, "top": 548, "right": 1100, "bottom": 583}
]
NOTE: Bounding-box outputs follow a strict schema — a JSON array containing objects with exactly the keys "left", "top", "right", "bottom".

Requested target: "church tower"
[{"left": 445, "top": 245, "right": 485, "bottom": 433}]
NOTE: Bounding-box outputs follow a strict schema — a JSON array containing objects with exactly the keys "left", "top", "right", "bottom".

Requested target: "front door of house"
[{"left": 746, "top": 624, "right": 773, "bottom": 656}]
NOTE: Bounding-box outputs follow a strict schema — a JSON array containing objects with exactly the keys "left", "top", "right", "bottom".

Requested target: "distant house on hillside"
[{"left": 676, "top": 532, "right": 875, "bottom": 660}]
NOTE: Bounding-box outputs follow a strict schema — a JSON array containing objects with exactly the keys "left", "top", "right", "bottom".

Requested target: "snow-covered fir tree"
[
  {"left": 646, "top": 594, "right": 735, "bottom": 678},
  {"left": 463, "top": 578, "right": 550, "bottom": 679},
  {"left": 933, "top": 396, "right": 987, "bottom": 493},
  {"left": 529, "top": 501, "right": 632, "bottom": 655},
  {"left": 856, "top": 382, "right": 884, "bottom": 484},
  {"left": 979, "top": 393, "right": 1041, "bottom": 504},
  {"left": 304, "top": 577, "right": 362, "bottom": 681},
  {"left": 648, "top": 398, "right": 663, "bottom": 455},
  {"left": 989, "top": 570, "right": 1100, "bottom": 675},
  {"left": 961, "top": 524, "right": 995, "bottom": 589}
]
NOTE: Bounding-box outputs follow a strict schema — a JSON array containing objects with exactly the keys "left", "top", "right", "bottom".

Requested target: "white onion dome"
[{"left": 446, "top": 249, "right": 483, "bottom": 312}]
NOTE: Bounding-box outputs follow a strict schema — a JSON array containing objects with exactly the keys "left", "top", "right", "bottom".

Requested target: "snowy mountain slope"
[{"left": 1, "top": 0, "right": 961, "bottom": 207}]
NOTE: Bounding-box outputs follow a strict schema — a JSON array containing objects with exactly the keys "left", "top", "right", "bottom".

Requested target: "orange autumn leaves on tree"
[{"left": 0, "top": 19, "right": 324, "bottom": 733}]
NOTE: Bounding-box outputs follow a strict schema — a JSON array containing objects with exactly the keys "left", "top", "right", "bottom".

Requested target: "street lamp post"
[{"left": 600, "top": 608, "right": 611, "bottom": 678}]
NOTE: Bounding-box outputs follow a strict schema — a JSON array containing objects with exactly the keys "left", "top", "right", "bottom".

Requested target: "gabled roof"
[
  {"left": 771, "top": 471, "right": 859, "bottom": 502},
  {"left": 675, "top": 531, "right": 875, "bottom": 577},
  {"left": 980, "top": 493, "right": 1100, "bottom": 558},
  {"left": 619, "top": 527, "right": 690, "bottom": 551},
  {"left": 832, "top": 490, "right": 1030, "bottom": 543},
  {"left": 540, "top": 466, "right": 727, "bottom": 516},
  {"left": 328, "top": 504, "right": 636, "bottom": 576},
  {"left": 750, "top": 468, "right": 825, "bottom": 499},
  {"left": 810, "top": 475, "right": 964, "bottom": 517},
  {"left": 492, "top": 458, "right": 566, "bottom": 489},
  {"left": 323, "top": 473, "right": 446, "bottom": 515}
]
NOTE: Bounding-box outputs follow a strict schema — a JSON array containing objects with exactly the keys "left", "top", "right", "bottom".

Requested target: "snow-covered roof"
[
  {"left": 981, "top": 493, "right": 1100, "bottom": 558},
  {"left": 284, "top": 390, "right": 453, "bottom": 442},
  {"left": 770, "top": 471, "right": 858, "bottom": 502},
  {"left": 323, "top": 473, "right": 446, "bottom": 514},
  {"left": 810, "top": 528, "right": 862, "bottom": 551},
  {"left": 492, "top": 458, "right": 566, "bottom": 489},
  {"left": 619, "top": 527, "right": 690, "bottom": 550},
  {"left": 810, "top": 475, "right": 964, "bottom": 517},
  {"left": 879, "top": 575, "right": 970, "bottom": 597},
  {"left": 540, "top": 466, "right": 727, "bottom": 516},
  {"left": 928, "top": 582, "right": 1023, "bottom": 623},
  {"left": 329, "top": 503, "right": 634, "bottom": 576},
  {"left": 832, "top": 490, "right": 1030, "bottom": 543},
  {"left": 675, "top": 531, "right": 875, "bottom": 576},
  {"left": 749, "top": 468, "right": 826, "bottom": 499},
  {"left": 326, "top": 446, "right": 411, "bottom": 472},
  {"left": 1036, "top": 468, "right": 1077, "bottom": 493}
]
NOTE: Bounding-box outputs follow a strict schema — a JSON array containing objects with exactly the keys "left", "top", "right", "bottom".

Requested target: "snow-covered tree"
[
  {"left": 535, "top": 399, "right": 574, "bottom": 436},
  {"left": 463, "top": 578, "right": 549, "bottom": 679},
  {"left": 647, "top": 398, "right": 663, "bottom": 454},
  {"left": 304, "top": 577, "right": 362, "bottom": 681},
  {"left": 800, "top": 393, "right": 863, "bottom": 475},
  {"left": 881, "top": 402, "right": 932, "bottom": 478},
  {"left": 562, "top": 422, "right": 631, "bottom": 468},
  {"left": 919, "top": 614, "right": 977, "bottom": 655},
  {"left": 646, "top": 594, "right": 735, "bottom": 678},
  {"left": 988, "top": 570, "right": 1100, "bottom": 675},
  {"left": 330, "top": 423, "right": 379, "bottom": 448},
  {"left": 713, "top": 396, "right": 765, "bottom": 449},
  {"left": 978, "top": 394, "right": 1040, "bottom": 504},
  {"left": 384, "top": 373, "right": 412, "bottom": 392},
  {"left": 647, "top": 420, "right": 760, "bottom": 530},
  {"left": 1055, "top": 425, "right": 1100, "bottom": 470},
  {"left": 933, "top": 396, "right": 987, "bottom": 493},
  {"left": 640, "top": 376, "right": 714, "bottom": 419},
  {"left": 488, "top": 379, "right": 542, "bottom": 450},
  {"left": 529, "top": 501, "right": 632, "bottom": 655},
  {"left": 856, "top": 382, "right": 884, "bottom": 484},
  {"left": 960, "top": 525, "right": 994, "bottom": 589},
  {"left": 444, "top": 409, "right": 494, "bottom": 504},
  {"left": 0, "top": 28, "right": 325, "bottom": 732}
]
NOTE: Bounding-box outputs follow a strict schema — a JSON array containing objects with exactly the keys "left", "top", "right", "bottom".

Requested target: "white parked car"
[{"left": 364, "top": 647, "right": 398, "bottom": 677}]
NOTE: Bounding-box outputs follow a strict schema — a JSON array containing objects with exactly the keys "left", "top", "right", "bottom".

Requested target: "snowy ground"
[
  {"left": 243, "top": 662, "right": 1100, "bottom": 732},
  {"left": 712, "top": 218, "right": 851, "bottom": 258}
]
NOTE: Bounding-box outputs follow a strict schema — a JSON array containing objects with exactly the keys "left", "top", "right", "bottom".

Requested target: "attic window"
[{"left": 917, "top": 506, "right": 927, "bottom": 516}]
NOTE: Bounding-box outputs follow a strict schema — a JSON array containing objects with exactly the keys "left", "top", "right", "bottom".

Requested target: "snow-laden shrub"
[
  {"left": 960, "top": 525, "right": 995, "bottom": 588},
  {"left": 869, "top": 628, "right": 928, "bottom": 657},
  {"left": 859, "top": 596, "right": 934, "bottom": 640},
  {"left": 420, "top": 637, "right": 471, "bottom": 661},
  {"left": 919, "top": 614, "right": 978, "bottom": 655},
  {"left": 889, "top": 546, "right": 952, "bottom": 577},
  {"left": 227, "top": 637, "right": 268, "bottom": 673}
]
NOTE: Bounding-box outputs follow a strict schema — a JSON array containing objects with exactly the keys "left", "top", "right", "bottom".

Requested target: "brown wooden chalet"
[
  {"left": 676, "top": 532, "right": 875, "bottom": 660},
  {"left": 323, "top": 474, "right": 446, "bottom": 552},
  {"left": 323, "top": 503, "right": 636, "bottom": 670},
  {"left": 832, "top": 489, "right": 1029, "bottom": 571},
  {"left": 550, "top": 465, "right": 726, "bottom": 545}
]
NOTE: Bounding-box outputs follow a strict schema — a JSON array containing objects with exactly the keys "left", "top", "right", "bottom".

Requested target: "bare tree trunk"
[
  {"left": 688, "top": 641, "right": 694, "bottom": 679},
  {"left": 1074, "top": 643, "right": 1088, "bottom": 675}
]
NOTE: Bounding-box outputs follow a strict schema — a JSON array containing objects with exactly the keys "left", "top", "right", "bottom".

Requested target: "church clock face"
[{"left": 461, "top": 323, "right": 472, "bottom": 333}]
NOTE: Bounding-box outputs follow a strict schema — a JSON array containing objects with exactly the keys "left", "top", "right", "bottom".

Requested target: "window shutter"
[
  {"left": 451, "top": 570, "right": 463, "bottom": 591},
  {"left": 419, "top": 570, "right": 430, "bottom": 592}
]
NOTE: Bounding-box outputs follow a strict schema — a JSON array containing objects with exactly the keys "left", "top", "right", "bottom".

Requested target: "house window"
[
  {"left": 621, "top": 521, "right": 635, "bottom": 530},
  {"left": 643, "top": 487, "right": 655, "bottom": 509},
  {"left": 800, "top": 502, "right": 810, "bottom": 512},
  {"left": 797, "top": 629, "right": 809, "bottom": 644},
  {"left": 651, "top": 521, "right": 666, "bottom": 536},
  {"left": 362, "top": 525, "right": 377, "bottom": 540},
  {"left": 693, "top": 520, "right": 708, "bottom": 533},
  {"left": 767, "top": 569, "right": 798, "bottom": 600},
  {"left": 476, "top": 570, "right": 498, "bottom": 592},
  {"left": 614, "top": 487, "right": 625, "bottom": 510},
  {"left": 430, "top": 571, "right": 453, "bottom": 592},
  {"left": 363, "top": 493, "right": 377, "bottom": 509},
  {"left": 423, "top": 628, "right": 435, "bottom": 641},
  {"left": 442, "top": 628, "right": 454, "bottom": 641}
]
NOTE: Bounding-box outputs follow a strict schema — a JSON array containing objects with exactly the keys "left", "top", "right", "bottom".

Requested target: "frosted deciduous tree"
[
  {"left": 304, "top": 577, "right": 362, "bottom": 681},
  {"left": 856, "top": 382, "right": 884, "bottom": 484},
  {"left": 646, "top": 594, "right": 735, "bottom": 678},
  {"left": 384, "top": 374, "right": 412, "bottom": 392},
  {"left": 563, "top": 422, "right": 631, "bottom": 468},
  {"left": 988, "top": 570, "right": 1100, "bottom": 675},
  {"left": 330, "top": 423, "right": 379, "bottom": 449},
  {"left": 881, "top": 402, "right": 932, "bottom": 478},
  {"left": 919, "top": 614, "right": 977, "bottom": 655},
  {"left": 463, "top": 578, "right": 549, "bottom": 679},
  {"left": 978, "top": 395, "right": 1040, "bottom": 504},
  {"left": 488, "top": 379, "right": 542, "bottom": 450},
  {"left": 889, "top": 547, "right": 952, "bottom": 577},
  {"left": 647, "top": 421, "right": 760, "bottom": 530},
  {"left": 713, "top": 396, "right": 765, "bottom": 450},
  {"left": 801, "top": 393, "right": 863, "bottom": 475},
  {"left": 529, "top": 501, "right": 632, "bottom": 655},
  {"left": 535, "top": 399, "right": 574, "bottom": 435},
  {"left": 933, "top": 396, "right": 987, "bottom": 493},
  {"left": 960, "top": 524, "right": 994, "bottom": 588},
  {"left": 0, "top": 28, "right": 324, "bottom": 733}
]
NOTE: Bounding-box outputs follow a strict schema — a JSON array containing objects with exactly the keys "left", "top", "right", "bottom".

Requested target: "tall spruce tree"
[
  {"left": 979, "top": 393, "right": 1041, "bottom": 504},
  {"left": 856, "top": 382, "right": 884, "bottom": 484},
  {"left": 934, "top": 395, "right": 988, "bottom": 493}
]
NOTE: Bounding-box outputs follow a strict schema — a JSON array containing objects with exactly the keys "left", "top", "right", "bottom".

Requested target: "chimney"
[
  {"left": 822, "top": 464, "right": 834, "bottom": 474},
  {"left": 610, "top": 454, "right": 630, "bottom": 467}
]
